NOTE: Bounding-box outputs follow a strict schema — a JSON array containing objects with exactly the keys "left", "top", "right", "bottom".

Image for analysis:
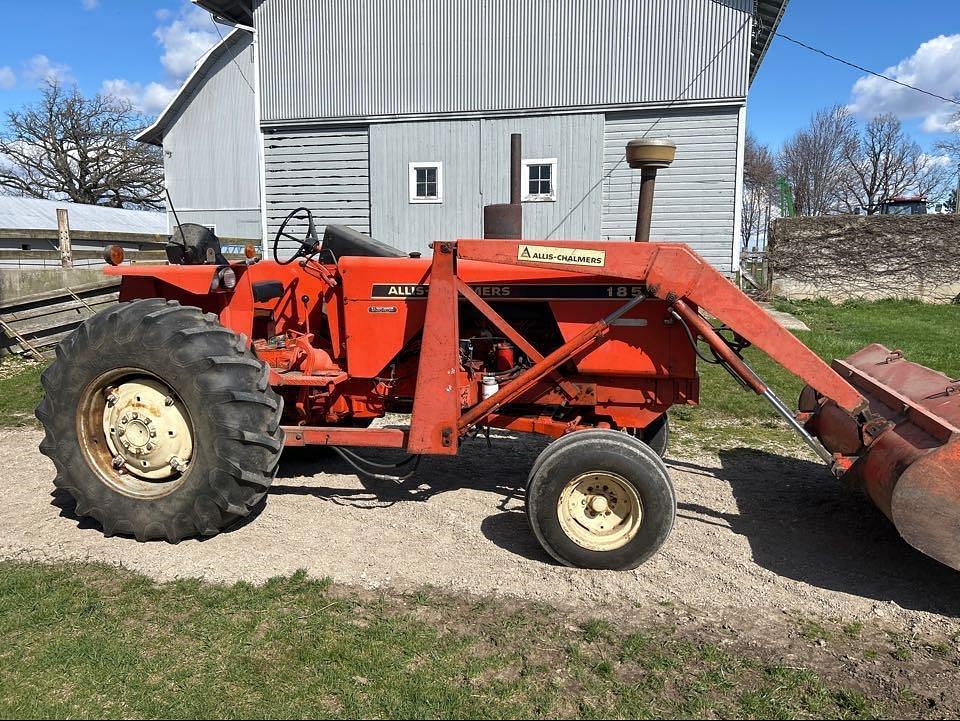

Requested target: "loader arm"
[{"left": 457, "top": 239, "right": 868, "bottom": 417}]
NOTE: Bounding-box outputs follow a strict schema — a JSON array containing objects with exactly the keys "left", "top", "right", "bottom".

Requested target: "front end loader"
[{"left": 36, "top": 139, "right": 960, "bottom": 572}]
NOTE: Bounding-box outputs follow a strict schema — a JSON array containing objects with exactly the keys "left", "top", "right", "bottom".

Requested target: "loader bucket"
[{"left": 804, "top": 344, "right": 960, "bottom": 570}]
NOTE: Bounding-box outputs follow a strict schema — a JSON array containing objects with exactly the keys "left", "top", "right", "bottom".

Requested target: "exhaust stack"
[
  {"left": 626, "top": 138, "right": 676, "bottom": 242},
  {"left": 483, "top": 133, "right": 523, "bottom": 239}
]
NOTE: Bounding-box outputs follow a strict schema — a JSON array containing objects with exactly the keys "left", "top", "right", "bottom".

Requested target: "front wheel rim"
[
  {"left": 77, "top": 368, "right": 195, "bottom": 499},
  {"left": 557, "top": 471, "right": 643, "bottom": 551}
]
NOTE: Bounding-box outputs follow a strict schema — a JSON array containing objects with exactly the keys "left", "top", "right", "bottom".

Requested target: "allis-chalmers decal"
[
  {"left": 370, "top": 284, "right": 644, "bottom": 300},
  {"left": 517, "top": 244, "right": 606, "bottom": 267}
]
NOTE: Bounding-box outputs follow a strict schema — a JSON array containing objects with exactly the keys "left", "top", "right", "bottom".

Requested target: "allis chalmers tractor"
[{"left": 37, "top": 139, "right": 960, "bottom": 572}]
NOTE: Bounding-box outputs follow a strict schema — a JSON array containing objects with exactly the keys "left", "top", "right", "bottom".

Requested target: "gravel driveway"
[{"left": 3, "top": 424, "right": 958, "bottom": 637}]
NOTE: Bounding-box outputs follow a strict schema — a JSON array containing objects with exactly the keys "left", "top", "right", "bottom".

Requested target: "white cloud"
[
  {"left": 848, "top": 34, "right": 960, "bottom": 133},
  {"left": 81, "top": 0, "right": 99, "bottom": 10},
  {"left": 101, "top": 5, "right": 221, "bottom": 119},
  {"left": 0, "top": 66, "right": 14, "bottom": 90},
  {"left": 101, "top": 78, "right": 177, "bottom": 115},
  {"left": 154, "top": 5, "right": 220, "bottom": 79},
  {"left": 920, "top": 152, "right": 954, "bottom": 169},
  {"left": 21, "top": 54, "right": 74, "bottom": 87}
]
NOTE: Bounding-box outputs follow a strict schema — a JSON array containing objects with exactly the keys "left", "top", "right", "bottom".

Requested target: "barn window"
[
  {"left": 408, "top": 162, "right": 443, "bottom": 204},
  {"left": 523, "top": 159, "right": 557, "bottom": 201}
]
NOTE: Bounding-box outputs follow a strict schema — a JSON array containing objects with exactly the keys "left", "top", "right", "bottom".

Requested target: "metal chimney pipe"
[
  {"left": 483, "top": 133, "right": 524, "bottom": 239},
  {"left": 510, "top": 133, "right": 522, "bottom": 206},
  {"left": 626, "top": 138, "right": 677, "bottom": 242}
]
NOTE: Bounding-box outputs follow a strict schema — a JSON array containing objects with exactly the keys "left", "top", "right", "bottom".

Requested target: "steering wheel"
[{"left": 273, "top": 207, "right": 321, "bottom": 265}]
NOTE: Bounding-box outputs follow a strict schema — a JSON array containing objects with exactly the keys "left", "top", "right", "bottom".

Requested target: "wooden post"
[{"left": 57, "top": 208, "right": 72, "bottom": 268}]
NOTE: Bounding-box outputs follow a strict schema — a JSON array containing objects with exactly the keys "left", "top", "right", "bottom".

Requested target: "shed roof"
[
  {"left": 136, "top": 28, "right": 250, "bottom": 147},
  {"left": 0, "top": 196, "right": 167, "bottom": 234}
]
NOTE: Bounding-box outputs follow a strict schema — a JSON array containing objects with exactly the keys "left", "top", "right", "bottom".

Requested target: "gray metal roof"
[
  {"left": 0, "top": 196, "right": 167, "bottom": 234},
  {"left": 193, "top": 0, "right": 252, "bottom": 26},
  {"left": 751, "top": 0, "right": 790, "bottom": 81},
  {"left": 137, "top": 28, "right": 250, "bottom": 146}
]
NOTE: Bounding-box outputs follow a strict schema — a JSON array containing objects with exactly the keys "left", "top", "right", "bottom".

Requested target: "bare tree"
[
  {"left": 741, "top": 133, "right": 777, "bottom": 249},
  {"left": 777, "top": 105, "right": 853, "bottom": 216},
  {"left": 837, "top": 113, "right": 950, "bottom": 214},
  {"left": 0, "top": 81, "right": 163, "bottom": 209},
  {"left": 935, "top": 109, "right": 960, "bottom": 160}
]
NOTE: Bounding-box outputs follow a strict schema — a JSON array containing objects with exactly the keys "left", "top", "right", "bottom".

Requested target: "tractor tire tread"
[{"left": 36, "top": 298, "right": 284, "bottom": 542}]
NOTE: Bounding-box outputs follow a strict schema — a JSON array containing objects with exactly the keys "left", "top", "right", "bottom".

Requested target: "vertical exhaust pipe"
[
  {"left": 510, "top": 133, "right": 522, "bottom": 206},
  {"left": 626, "top": 138, "right": 676, "bottom": 242},
  {"left": 483, "top": 133, "right": 524, "bottom": 239}
]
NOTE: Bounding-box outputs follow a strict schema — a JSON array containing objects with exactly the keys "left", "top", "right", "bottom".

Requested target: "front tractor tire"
[
  {"left": 36, "top": 299, "right": 284, "bottom": 542},
  {"left": 526, "top": 429, "right": 676, "bottom": 570}
]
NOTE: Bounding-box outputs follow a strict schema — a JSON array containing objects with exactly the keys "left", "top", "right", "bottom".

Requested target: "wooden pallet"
[{"left": 0, "top": 279, "right": 120, "bottom": 359}]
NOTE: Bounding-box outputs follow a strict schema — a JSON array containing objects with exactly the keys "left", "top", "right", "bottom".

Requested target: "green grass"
[
  {"left": 671, "top": 298, "right": 960, "bottom": 454},
  {"left": 0, "top": 359, "right": 44, "bottom": 427},
  {"left": 3, "top": 299, "right": 957, "bottom": 443},
  {"left": 0, "top": 561, "right": 896, "bottom": 720}
]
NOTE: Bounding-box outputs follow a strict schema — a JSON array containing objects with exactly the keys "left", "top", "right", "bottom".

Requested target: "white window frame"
[
  {"left": 408, "top": 161, "right": 444, "bottom": 204},
  {"left": 522, "top": 158, "right": 558, "bottom": 202}
]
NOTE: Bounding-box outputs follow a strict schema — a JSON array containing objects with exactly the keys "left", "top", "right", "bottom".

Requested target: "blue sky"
[
  {"left": 1, "top": 0, "right": 959, "bottom": 156},
  {"left": 751, "top": 0, "right": 960, "bottom": 153}
]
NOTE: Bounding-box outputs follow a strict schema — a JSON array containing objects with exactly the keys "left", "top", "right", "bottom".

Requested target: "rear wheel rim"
[
  {"left": 557, "top": 471, "right": 643, "bottom": 551},
  {"left": 77, "top": 368, "right": 195, "bottom": 499}
]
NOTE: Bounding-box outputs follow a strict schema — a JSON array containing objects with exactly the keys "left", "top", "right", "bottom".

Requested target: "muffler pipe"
[{"left": 626, "top": 138, "right": 677, "bottom": 242}]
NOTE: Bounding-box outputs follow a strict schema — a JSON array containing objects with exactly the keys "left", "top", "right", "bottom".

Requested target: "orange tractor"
[{"left": 37, "top": 139, "right": 960, "bottom": 571}]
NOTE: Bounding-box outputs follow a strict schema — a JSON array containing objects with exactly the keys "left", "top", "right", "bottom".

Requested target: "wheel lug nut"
[
  {"left": 149, "top": 429, "right": 157, "bottom": 438},
  {"left": 131, "top": 412, "right": 139, "bottom": 420},
  {"left": 117, "top": 427, "right": 125, "bottom": 437},
  {"left": 146, "top": 442, "right": 155, "bottom": 452}
]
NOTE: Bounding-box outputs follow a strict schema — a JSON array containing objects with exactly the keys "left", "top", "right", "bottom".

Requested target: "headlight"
[
  {"left": 210, "top": 266, "right": 237, "bottom": 292},
  {"left": 220, "top": 267, "right": 237, "bottom": 289}
]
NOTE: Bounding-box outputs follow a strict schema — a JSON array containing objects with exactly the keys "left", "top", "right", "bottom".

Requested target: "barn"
[{"left": 141, "top": 0, "right": 788, "bottom": 274}]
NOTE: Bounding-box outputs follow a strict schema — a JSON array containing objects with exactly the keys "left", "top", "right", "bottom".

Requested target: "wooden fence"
[{"left": 0, "top": 280, "right": 120, "bottom": 359}]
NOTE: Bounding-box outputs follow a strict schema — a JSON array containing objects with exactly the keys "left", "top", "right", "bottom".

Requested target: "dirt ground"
[{"left": 3, "top": 422, "right": 959, "bottom": 709}]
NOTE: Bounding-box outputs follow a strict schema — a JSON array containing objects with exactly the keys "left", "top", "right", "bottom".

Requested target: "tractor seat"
[{"left": 322, "top": 225, "right": 408, "bottom": 259}]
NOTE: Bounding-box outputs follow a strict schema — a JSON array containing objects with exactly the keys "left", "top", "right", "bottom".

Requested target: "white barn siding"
[
  {"left": 255, "top": 0, "right": 751, "bottom": 124},
  {"left": 263, "top": 127, "right": 371, "bottom": 250},
  {"left": 162, "top": 34, "right": 261, "bottom": 239},
  {"left": 369, "top": 120, "right": 482, "bottom": 251},
  {"left": 367, "top": 114, "right": 604, "bottom": 252},
  {"left": 602, "top": 106, "right": 741, "bottom": 272},
  {"left": 478, "top": 114, "right": 604, "bottom": 241}
]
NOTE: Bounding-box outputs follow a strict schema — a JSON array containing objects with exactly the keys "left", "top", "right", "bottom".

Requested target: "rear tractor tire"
[
  {"left": 526, "top": 429, "right": 676, "bottom": 570},
  {"left": 36, "top": 299, "right": 284, "bottom": 542}
]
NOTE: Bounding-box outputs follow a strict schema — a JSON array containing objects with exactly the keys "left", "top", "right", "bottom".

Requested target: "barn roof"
[
  {"left": 155, "top": 0, "right": 788, "bottom": 141},
  {"left": 193, "top": 0, "right": 253, "bottom": 26},
  {"left": 0, "top": 196, "right": 167, "bottom": 234},
  {"left": 136, "top": 28, "right": 250, "bottom": 147},
  {"left": 752, "top": 0, "right": 790, "bottom": 81}
]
